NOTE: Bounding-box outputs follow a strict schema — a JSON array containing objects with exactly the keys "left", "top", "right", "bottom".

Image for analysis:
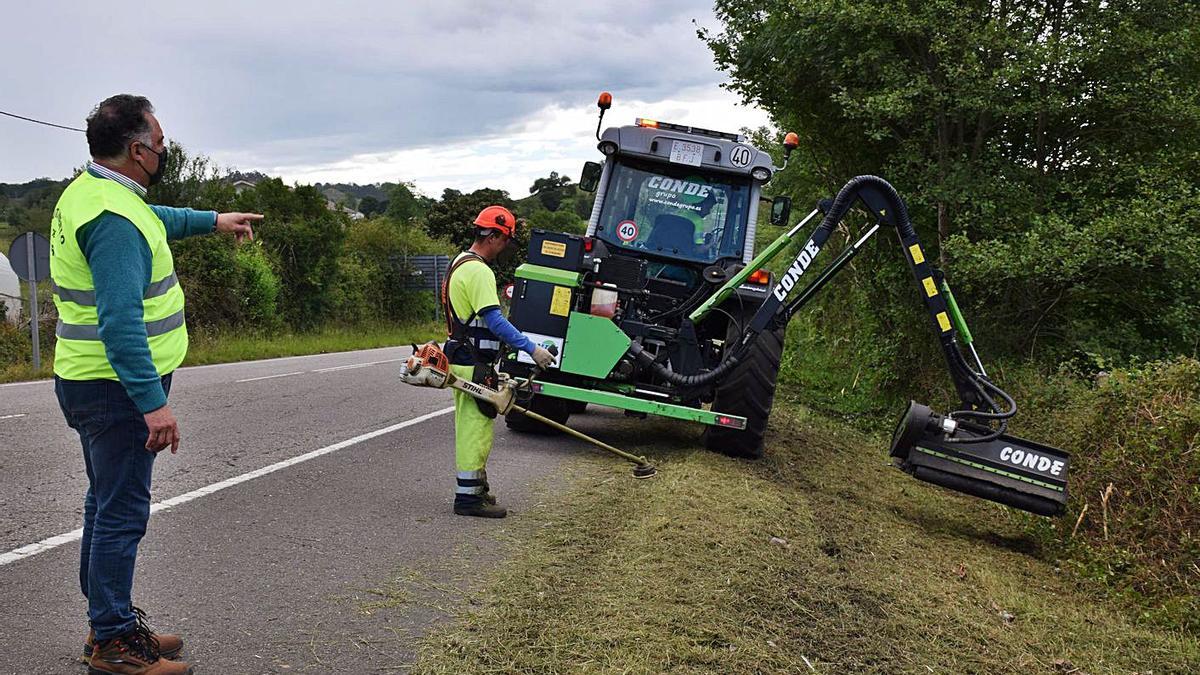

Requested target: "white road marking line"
[
  {"left": 178, "top": 347, "right": 408, "bottom": 371},
  {"left": 312, "top": 358, "right": 405, "bottom": 373},
  {"left": 235, "top": 371, "right": 305, "bottom": 384},
  {"left": 0, "top": 381, "right": 46, "bottom": 389},
  {"left": 0, "top": 347, "right": 415, "bottom": 388},
  {"left": 0, "top": 413, "right": 27, "bottom": 420},
  {"left": 0, "top": 406, "right": 454, "bottom": 568}
]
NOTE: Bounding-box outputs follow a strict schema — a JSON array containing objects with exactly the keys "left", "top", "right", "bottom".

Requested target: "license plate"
[{"left": 669, "top": 140, "right": 704, "bottom": 166}]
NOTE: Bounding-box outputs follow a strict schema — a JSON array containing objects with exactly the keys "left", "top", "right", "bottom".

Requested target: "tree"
[
  {"left": 424, "top": 187, "right": 527, "bottom": 282},
  {"left": 529, "top": 171, "right": 572, "bottom": 212},
  {"left": 358, "top": 196, "right": 383, "bottom": 218},
  {"left": 234, "top": 179, "right": 347, "bottom": 328},
  {"left": 706, "top": 0, "right": 1200, "bottom": 364},
  {"left": 148, "top": 141, "right": 235, "bottom": 211},
  {"left": 385, "top": 182, "right": 432, "bottom": 223}
]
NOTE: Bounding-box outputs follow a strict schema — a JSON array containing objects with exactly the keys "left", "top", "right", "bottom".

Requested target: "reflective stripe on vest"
[
  {"left": 51, "top": 271, "right": 179, "bottom": 307},
  {"left": 57, "top": 308, "right": 186, "bottom": 341},
  {"left": 49, "top": 171, "right": 188, "bottom": 380}
]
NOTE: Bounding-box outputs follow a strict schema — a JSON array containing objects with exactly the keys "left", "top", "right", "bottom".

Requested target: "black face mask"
[
  {"left": 496, "top": 237, "right": 518, "bottom": 265},
  {"left": 134, "top": 142, "right": 169, "bottom": 186}
]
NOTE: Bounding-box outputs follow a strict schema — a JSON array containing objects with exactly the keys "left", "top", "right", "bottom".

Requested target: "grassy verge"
[
  {"left": 180, "top": 321, "right": 439, "bottom": 365},
  {"left": 0, "top": 322, "right": 440, "bottom": 383},
  {"left": 411, "top": 404, "right": 1199, "bottom": 673}
]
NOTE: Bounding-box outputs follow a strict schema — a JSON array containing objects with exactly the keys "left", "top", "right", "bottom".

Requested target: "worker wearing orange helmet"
[{"left": 441, "top": 205, "right": 556, "bottom": 517}]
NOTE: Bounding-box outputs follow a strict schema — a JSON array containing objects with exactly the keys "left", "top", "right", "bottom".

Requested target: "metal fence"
[{"left": 393, "top": 253, "right": 451, "bottom": 321}]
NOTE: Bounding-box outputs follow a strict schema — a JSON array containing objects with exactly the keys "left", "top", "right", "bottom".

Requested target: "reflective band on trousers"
[
  {"left": 455, "top": 484, "right": 486, "bottom": 495},
  {"left": 51, "top": 272, "right": 179, "bottom": 308},
  {"left": 57, "top": 309, "right": 185, "bottom": 340}
]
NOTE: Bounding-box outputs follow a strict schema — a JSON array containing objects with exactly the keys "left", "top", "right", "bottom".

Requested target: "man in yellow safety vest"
[{"left": 51, "top": 94, "right": 260, "bottom": 675}]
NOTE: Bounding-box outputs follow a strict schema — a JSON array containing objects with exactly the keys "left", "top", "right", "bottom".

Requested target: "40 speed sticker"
[
  {"left": 729, "top": 144, "right": 754, "bottom": 168},
  {"left": 616, "top": 219, "right": 639, "bottom": 242}
]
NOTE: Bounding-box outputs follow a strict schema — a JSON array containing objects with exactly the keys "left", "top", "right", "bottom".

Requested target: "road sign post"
[
  {"left": 8, "top": 232, "right": 51, "bottom": 371},
  {"left": 26, "top": 235, "right": 39, "bottom": 369}
]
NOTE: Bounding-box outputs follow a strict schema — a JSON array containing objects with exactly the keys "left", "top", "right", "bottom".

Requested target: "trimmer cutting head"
[
  {"left": 889, "top": 401, "right": 1069, "bottom": 517},
  {"left": 632, "top": 463, "right": 657, "bottom": 479}
]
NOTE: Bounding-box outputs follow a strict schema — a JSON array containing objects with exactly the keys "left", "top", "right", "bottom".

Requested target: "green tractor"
[
  {"left": 503, "top": 96, "right": 789, "bottom": 459},
  {"left": 501, "top": 93, "right": 1071, "bottom": 518}
]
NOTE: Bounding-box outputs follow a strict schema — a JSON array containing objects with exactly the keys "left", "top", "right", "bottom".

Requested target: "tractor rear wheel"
[
  {"left": 505, "top": 395, "right": 571, "bottom": 434},
  {"left": 702, "top": 324, "right": 786, "bottom": 459}
]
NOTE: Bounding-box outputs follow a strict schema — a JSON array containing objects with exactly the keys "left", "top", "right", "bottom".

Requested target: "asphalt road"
[{"left": 0, "top": 347, "right": 603, "bottom": 673}]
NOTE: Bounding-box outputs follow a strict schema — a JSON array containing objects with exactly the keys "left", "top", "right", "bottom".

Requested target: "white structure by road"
[{"left": 0, "top": 253, "right": 21, "bottom": 324}]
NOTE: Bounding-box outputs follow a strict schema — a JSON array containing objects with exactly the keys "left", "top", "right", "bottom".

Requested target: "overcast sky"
[{"left": 0, "top": 1, "right": 770, "bottom": 197}]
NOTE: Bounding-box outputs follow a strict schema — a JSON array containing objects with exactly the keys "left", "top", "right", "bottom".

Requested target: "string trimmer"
[{"left": 399, "top": 342, "right": 657, "bottom": 478}]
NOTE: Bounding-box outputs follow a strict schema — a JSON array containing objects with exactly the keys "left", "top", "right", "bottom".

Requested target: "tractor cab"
[{"left": 578, "top": 117, "right": 788, "bottom": 306}]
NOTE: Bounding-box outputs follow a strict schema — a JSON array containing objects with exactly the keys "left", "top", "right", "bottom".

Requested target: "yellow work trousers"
[{"left": 451, "top": 364, "right": 493, "bottom": 499}]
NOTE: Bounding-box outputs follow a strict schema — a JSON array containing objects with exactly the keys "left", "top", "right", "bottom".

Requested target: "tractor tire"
[
  {"left": 505, "top": 395, "right": 571, "bottom": 435},
  {"left": 702, "top": 325, "right": 786, "bottom": 459}
]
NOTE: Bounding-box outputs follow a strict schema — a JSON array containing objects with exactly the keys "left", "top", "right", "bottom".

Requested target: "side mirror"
[
  {"left": 769, "top": 196, "right": 792, "bottom": 226},
  {"left": 579, "top": 161, "right": 603, "bottom": 193}
]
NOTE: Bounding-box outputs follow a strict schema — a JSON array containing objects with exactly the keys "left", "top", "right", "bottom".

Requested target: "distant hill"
[{"left": 1, "top": 178, "right": 69, "bottom": 201}]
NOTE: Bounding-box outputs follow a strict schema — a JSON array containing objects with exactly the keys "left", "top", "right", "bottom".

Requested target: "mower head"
[{"left": 889, "top": 402, "right": 1069, "bottom": 517}]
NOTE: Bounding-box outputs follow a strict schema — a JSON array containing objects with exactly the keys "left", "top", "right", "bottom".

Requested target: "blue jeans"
[{"left": 55, "top": 374, "right": 172, "bottom": 640}]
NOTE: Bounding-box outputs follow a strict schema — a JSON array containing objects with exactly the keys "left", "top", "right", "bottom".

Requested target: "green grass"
[
  {"left": 0, "top": 322, "right": 440, "bottom": 383},
  {"left": 180, "top": 321, "right": 439, "bottom": 366},
  {"left": 403, "top": 402, "right": 1199, "bottom": 674}
]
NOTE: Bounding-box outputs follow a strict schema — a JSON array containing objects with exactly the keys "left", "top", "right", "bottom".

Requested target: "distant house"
[
  {"left": 232, "top": 179, "right": 257, "bottom": 194},
  {"left": 325, "top": 199, "right": 364, "bottom": 221}
]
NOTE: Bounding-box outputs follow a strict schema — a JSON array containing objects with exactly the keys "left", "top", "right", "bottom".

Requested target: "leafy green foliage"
[
  {"left": 148, "top": 142, "right": 236, "bottom": 211},
  {"left": 170, "top": 236, "right": 280, "bottom": 331},
  {"left": 423, "top": 187, "right": 528, "bottom": 282},
  {"left": 529, "top": 171, "right": 572, "bottom": 211},
  {"left": 234, "top": 179, "right": 346, "bottom": 329},
  {"left": 710, "top": 1, "right": 1200, "bottom": 628},
  {"left": 707, "top": 0, "right": 1200, "bottom": 365},
  {"left": 1003, "top": 358, "right": 1200, "bottom": 632},
  {"left": 385, "top": 181, "right": 433, "bottom": 223}
]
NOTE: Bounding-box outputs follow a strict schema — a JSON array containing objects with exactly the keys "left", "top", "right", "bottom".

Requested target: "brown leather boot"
[
  {"left": 88, "top": 626, "right": 191, "bottom": 674},
  {"left": 83, "top": 607, "right": 183, "bottom": 662}
]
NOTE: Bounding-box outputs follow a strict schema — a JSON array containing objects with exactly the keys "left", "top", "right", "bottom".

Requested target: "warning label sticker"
[
  {"left": 541, "top": 240, "right": 567, "bottom": 258},
  {"left": 550, "top": 286, "right": 572, "bottom": 317}
]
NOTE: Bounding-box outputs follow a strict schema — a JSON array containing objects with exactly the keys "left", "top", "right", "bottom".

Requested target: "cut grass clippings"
[
  {"left": 412, "top": 404, "right": 1200, "bottom": 674},
  {"left": 0, "top": 322, "right": 440, "bottom": 383}
]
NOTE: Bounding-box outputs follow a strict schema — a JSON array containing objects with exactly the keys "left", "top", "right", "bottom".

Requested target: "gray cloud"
[{"left": 1, "top": 1, "right": 736, "bottom": 183}]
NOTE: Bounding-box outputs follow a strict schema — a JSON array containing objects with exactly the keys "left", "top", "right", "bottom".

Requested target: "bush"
[
  {"left": 237, "top": 180, "right": 346, "bottom": 329},
  {"left": 171, "top": 236, "right": 280, "bottom": 331},
  {"left": 0, "top": 321, "right": 25, "bottom": 365},
  {"left": 1003, "top": 359, "right": 1200, "bottom": 632}
]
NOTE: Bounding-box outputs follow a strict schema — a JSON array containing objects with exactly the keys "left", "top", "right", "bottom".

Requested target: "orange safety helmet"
[{"left": 474, "top": 205, "right": 517, "bottom": 237}]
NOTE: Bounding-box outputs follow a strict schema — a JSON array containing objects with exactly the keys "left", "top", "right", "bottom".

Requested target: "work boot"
[
  {"left": 482, "top": 491, "right": 497, "bottom": 506},
  {"left": 88, "top": 624, "right": 192, "bottom": 674},
  {"left": 454, "top": 500, "right": 508, "bottom": 518},
  {"left": 83, "top": 607, "right": 182, "bottom": 662}
]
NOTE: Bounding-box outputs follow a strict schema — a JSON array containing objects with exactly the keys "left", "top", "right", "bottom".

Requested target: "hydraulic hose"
[
  {"left": 628, "top": 340, "right": 744, "bottom": 387},
  {"left": 818, "top": 175, "right": 918, "bottom": 242},
  {"left": 624, "top": 176, "right": 916, "bottom": 390}
]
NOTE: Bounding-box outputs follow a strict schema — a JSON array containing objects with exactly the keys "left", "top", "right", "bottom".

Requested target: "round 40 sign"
[{"left": 616, "top": 219, "right": 639, "bottom": 242}]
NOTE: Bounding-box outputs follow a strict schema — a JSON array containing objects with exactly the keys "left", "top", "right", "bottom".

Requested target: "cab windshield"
[{"left": 595, "top": 160, "right": 750, "bottom": 263}]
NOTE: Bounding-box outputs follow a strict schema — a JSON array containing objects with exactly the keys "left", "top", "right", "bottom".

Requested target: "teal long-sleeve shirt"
[{"left": 77, "top": 205, "right": 216, "bottom": 413}]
